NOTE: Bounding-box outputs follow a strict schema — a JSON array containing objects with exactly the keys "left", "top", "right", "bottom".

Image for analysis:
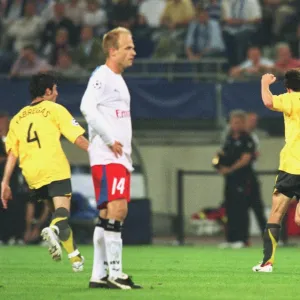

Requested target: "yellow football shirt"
[
  {"left": 272, "top": 92, "right": 300, "bottom": 174},
  {"left": 5, "top": 100, "right": 85, "bottom": 189}
]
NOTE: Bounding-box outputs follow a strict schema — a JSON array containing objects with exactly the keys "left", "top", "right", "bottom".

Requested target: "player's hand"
[
  {"left": 218, "top": 167, "right": 232, "bottom": 175},
  {"left": 1, "top": 182, "right": 12, "bottom": 209},
  {"left": 109, "top": 141, "right": 123, "bottom": 158},
  {"left": 261, "top": 73, "right": 277, "bottom": 85}
]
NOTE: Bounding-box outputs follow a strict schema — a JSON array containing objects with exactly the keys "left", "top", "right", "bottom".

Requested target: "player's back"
[
  {"left": 8, "top": 101, "right": 72, "bottom": 188},
  {"left": 273, "top": 92, "right": 300, "bottom": 174}
]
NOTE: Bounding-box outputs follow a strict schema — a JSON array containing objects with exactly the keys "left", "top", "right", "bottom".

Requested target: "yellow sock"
[{"left": 50, "top": 217, "right": 81, "bottom": 263}]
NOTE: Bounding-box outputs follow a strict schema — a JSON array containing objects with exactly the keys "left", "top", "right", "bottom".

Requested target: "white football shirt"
[{"left": 80, "top": 64, "right": 133, "bottom": 171}]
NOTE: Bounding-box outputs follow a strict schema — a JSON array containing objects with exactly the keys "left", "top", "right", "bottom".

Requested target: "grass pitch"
[{"left": 1, "top": 244, "right": 300, "bottom": 300}]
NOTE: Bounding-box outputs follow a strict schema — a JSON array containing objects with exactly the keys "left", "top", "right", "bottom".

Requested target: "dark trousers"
[
  {"left": 248, "top": 175, "right": 267, "bottom": 236},
  {"left": 0, "top": 191, "right": 26, "bottom": 242},
  {"left": 225, "top": 177, "right": 249, "bottom": 243},
  {"left": 223, "top": 29, "right": 254, "bottom": 67}
]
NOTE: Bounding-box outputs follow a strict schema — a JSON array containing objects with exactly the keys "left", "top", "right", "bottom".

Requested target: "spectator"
[
  {"left": 185, "top": 9, "right": 224, "bottom": 60},
  {"left": 10, "top": 45, "right": 52, "bottom": 78},
  {"left": 204, "top": 0, "right": 221, "bottom": 22},
  {"left": 273, "top": 43, "right": 300, "bottom": 76},
  {"left": 222, "top": 0, "right": 262, "bottom": 67},
  {"left": 42, "top": 1, "right": 78, "bottom": 48},
  {"left": 263, "top": 0, "right": 298, "bottom": 40},
  {"left": 54, "top": 51, "right": 89, "bottom": 79},
  {"left": 110, "top": 0, "right": 137, "bottom": 30},
  {"left": 42, "top": 28, "right": 71, "bottom": 65},
  {"left": 229, "top": 46, "right": 274, "bottom": 79},
  {"left": 6, "top": 1, "right": 43, "bottom": 53},
  {"left": 35, "top": 0, "right": 53, "bottom": 17},
  {"left": 2, "top": 0, "right": 24, "bottom": 27},
  {"left": 160, "top": 0, "right": 195, "bottom": 29},
  {"left": 82, "top": 0, "right": 107, "bottom": 36},
  {"left": 66, "top": 0, "right": 86, "bottom": 27},
  {"left": 138, "top": 0, "right": 166, "bottom": 28},
  {"left": 72, "top": 26, "right": 104, "bottom": 70}
]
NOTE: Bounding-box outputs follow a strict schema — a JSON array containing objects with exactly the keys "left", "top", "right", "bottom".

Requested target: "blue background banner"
[{"left": 0, "top": 78, "right": 285, "bottom": 119}]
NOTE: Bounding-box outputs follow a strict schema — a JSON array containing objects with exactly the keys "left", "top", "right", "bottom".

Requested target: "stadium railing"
[{"left": 124, "top": 58, "right": 228, "bottom": 80}]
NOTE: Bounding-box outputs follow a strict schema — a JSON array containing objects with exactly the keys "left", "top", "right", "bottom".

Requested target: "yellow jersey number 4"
[{"left": 27, "top": 123, "right": 41, "bottom": 148}]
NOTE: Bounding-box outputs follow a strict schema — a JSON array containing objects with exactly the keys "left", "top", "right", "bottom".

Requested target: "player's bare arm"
[
  {"left": 261, "top": 73, "right": 277, "bottom": 109},
  {"left": 74, "top": 135, "right": 89, "bottom": 151},
  {"left": 1, "top": 151, "right": 18, "bottom": 208}
]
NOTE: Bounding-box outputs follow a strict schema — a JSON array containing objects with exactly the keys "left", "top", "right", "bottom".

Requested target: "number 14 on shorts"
[{"left": 112, "top": 177, "right": 125, "bottom": 195}]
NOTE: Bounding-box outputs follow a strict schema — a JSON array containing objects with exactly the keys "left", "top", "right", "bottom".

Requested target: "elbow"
[{"left": 264, "top": 102, "right": 273, "bottom": 109}]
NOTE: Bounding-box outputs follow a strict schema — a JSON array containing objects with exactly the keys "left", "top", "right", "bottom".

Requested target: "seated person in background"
[
  {"left": 54, "top": 51, "right": 89, "bottom": 79},
  {"left": 41, "top": 1, "right": 78, "bottom": 48},
  {"left": 204, "top": 0, "right": 221, "bottom": 22},
  {"left": 72, "top": 26, "right": 104, "bottom": 71},
  {"left": 6, "top": 1, "right": 42, "bottom": 53},
  {"left": 110, "top": 0, "right": 137, "bottom": 30},
  {"left": 82, "top": 0, "right": 107, "bottom": 36},
  {"left": 42, "top": 28, "right": 71, "bottom": 66},
  {"left": 273, "top": 43, "right": 300, "bottom": 76},
  {"left": 185, "top": 9, "right": 224, "bottom": 60},
  {"left": 229, "top": 46, "right": 274, "bottom": 79},
  {"left": 138, "top": 0, "right": 166, "bottom": 28},
  {"left": 10, "top": 45, "right": 52, "bottom": 78},
  {"left": 160, "top": 0, "right": 195, "bottom": 29}
]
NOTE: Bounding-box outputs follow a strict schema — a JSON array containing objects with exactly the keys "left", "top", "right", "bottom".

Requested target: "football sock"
[
  {"left": 262, "top": 223, "right": 280, "bottom": 265},
  {"left": 91, "top": 218, "right": 108, "bottom": 281},
  {"left": 50, "top": 207, "right": 81, "bottom": 263},
  {"left": 104, "top": 219, "right": 123, "bottom": 280}
]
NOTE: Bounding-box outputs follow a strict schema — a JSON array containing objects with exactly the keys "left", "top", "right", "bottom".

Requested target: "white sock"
[
  {"left": 90, "top": 227, "right": 107, "bottom": 281},
  {"left": 104, "top": 230, "right": 122, "bottom": 280}
]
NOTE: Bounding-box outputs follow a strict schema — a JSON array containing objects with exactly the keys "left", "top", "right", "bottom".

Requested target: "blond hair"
[
  {"left": 229, "top": 109, "right": 246, "bottom": 121},
  {"left": 102, "top": 27, "right": 131, "bottom": 57}
]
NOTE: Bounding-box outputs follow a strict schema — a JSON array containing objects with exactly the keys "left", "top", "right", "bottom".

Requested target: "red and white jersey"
[{"left": 80, "top": 64, "right": 133, "bottom": 171}]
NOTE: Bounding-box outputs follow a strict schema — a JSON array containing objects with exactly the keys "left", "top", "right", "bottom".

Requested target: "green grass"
[{"left": 1, "top": 245, "right": 300, "bottom": 300}]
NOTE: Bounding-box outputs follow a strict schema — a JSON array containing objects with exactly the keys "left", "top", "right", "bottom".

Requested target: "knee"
[
  {"left": 53, "top": 207, "right": 70, "bottom": 218},
  {"left": 107, "top": 200, "right": 128, "bottom": 221}
]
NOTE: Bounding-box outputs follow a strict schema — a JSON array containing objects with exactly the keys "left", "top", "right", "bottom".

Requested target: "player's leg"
[
  {"left": 105, "top": 198, "right": 128, "bottom": 288},
  {"left": 50, "top": 195, "right": 84, "bottom": 271},
  {"left": 89, "top": 208, "right": 109, "bottom": 288},
  {"left": 41, "top": 179, "right": 84, "bottom": 271},
  {"left": 89, "top": 165, "right": 109, "bottom": 288},
  {"left": 253, "top": 192, "right": 290, "bottom": 272},
  {"left": 103, "top": 164, "right": 142, "bottom": 289}
]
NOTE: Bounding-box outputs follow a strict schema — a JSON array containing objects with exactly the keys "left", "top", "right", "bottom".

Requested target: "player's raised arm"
[
  {"left": 261, "top": 73, "right": 277, "bottom": 109},
  {"left": 80, "top": 74, "right": 115, "bottom": 147}
]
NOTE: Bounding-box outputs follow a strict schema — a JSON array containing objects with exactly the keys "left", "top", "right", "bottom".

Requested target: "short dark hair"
[
  {"left": 29, "top": 73, "right": 57, "bottom": 100},
  {"left": 284, "top": 69, "right": 300, "bottom": 92}
]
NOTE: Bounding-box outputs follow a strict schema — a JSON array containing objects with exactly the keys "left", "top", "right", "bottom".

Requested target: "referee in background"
[{"left": 215, "top": 110, "right": 256, "bottom": 248}]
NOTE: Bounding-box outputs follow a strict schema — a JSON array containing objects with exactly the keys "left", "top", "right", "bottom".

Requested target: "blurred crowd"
[{"left": 0, "top": 0, "right": 300, "bottom": 79}]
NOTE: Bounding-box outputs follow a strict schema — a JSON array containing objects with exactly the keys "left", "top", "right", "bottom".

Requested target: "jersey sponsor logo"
[
  {"left": 72, "top": 118, "right": 79, "bottom": 126},
  {"left": 115, "top": 110, "right": 130, "bottom": 118}
]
